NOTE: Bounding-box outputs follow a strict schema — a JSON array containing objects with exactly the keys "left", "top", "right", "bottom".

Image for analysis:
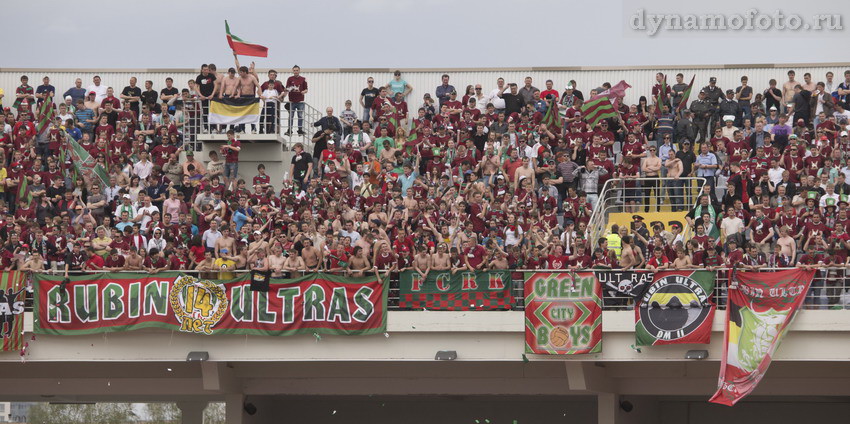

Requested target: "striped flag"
[
  {"left": 35, "top": 95, "right": 55, "bottom": 134},
  {"left": 69, "top": 137, "right": 109, "bottom": 187},
  {"left": 225, "top": 21, "right": 269, "bottom": 57},
  {"left": 581, "top": 97, "right": 618, "bottom": 128},
  {"left": 17, "top": 171, "right": 30, "bottom": 206},
  {"left": 209, "top": 97, "right": 261, "bottom": 125},
  {"left": 0, "top": 271, "right": 27, "bottom": 351},
  {"left": 542, "top": 97, "right": 562, "bottom": 134},
  {"left": 676, "top": 75, "right": 696, "bottom": 112}
]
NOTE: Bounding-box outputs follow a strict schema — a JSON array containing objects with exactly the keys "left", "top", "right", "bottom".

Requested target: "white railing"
[{"left": 587, "top": 177, "right": 708, "bottom": 250}]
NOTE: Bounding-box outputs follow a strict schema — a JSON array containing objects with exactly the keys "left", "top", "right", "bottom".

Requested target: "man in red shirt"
[
  {"left": 461, "top": 239, "right": 486, "bottom": 271},
  {"left": 220, "top": 130, "right": 241, "bottom": 189},
  {"left": 285, "top": 65, "right": 308, "bottom": 135}
]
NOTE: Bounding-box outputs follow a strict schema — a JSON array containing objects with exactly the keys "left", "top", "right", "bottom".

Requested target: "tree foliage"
[{"left": 27, "top": 403, "right": 137, "bottom": 424}]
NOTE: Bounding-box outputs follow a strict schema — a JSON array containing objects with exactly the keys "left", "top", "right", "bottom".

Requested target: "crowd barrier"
[{"left": 21, "top": 267, "right": 850, "bottom": 312}]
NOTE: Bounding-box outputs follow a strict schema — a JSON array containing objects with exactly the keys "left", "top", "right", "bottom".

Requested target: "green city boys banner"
[
  {"left": 524, "top": 271, "right": 602, "bottom": 355},
  {"left": 398, "top": 270, "right": 513, "bottom": 310},
  {"left": 34, "top": 272, "right": 387, "bottom": 336}
]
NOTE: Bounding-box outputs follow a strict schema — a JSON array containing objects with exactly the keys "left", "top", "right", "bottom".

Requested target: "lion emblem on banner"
[{"left": 169, "top": 275, "right": 228, "bottom": 335}]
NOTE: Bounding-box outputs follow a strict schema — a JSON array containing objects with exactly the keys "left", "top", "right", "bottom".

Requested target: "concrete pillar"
[
  {"left": 225, "top": 394, "right": 245, "bottom": 424},
  {"left": 597, "top": 393, "right": 618, "bottom": 424},
  {"left": 178, "top": 401, "right": 208, "bottom": 424}
]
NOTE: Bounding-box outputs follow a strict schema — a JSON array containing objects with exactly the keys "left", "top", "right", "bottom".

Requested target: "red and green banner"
[
  {"left": 0, "top": 272, "right": 27, "bottom": 351},
  {"left": 710, "top": 269, "right": 815, "bottom": 406},
  {"left": 635, "top": 270, "right": 716, "bottom": 346},
  {"left": 398, "top": 270, "right": 513, "bottom": 310},
  {"left": 225, "top": 20, "right": 268, "bottom": 57},
  {"left": 524, "top": 272, "right": 602, "bottom": 355},
  {"left": 34, "top": 272, "right": 387, "bottom": 336},
  {"left": 580, "top": 97, "right": 617, "bottom": 128},
  {"left": 542, "top": 97, "right": 562, "bottom": 134}
]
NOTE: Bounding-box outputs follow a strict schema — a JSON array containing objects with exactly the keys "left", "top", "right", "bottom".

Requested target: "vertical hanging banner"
[
  {"left": 524, "top": 272, "right": 602, "bottom": 355},
  {"left": 34, "top": 272, "right": 387, "bottom": 336},
  {"left": 0, "top": 272, "right": 27, "bottom": 351},
  {"left": 635, "top": 270, "right": 716, "bottom": 346},
  {"left": 709, "top": 268, "right": 815, "bottom": 406},
  {"left": 398, "top": 270, "right": 513, "bottom": 310}
]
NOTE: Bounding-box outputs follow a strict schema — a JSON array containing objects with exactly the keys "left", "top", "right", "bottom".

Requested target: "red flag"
[
  {"left": 225, "top": 21, "right": 268, "bottom": 57},
  {"left": 709, "top": 268, "right": 815, "bottom": 406}
]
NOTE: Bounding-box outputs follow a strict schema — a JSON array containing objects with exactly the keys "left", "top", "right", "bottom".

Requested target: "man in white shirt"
[
  {"left": 339, "top": 221, "right": 362, "bottom": 246},
  {"left": 488, "top": 78, "right": 507, "bottom": 112},
  {"left": 86, "top": 75, "right": 108, "bottom": 103},
  {"left": 767, "top": 159, "right": 786, "bottom": 186},
  {"left": 720, "top": 206, "right": 745, "bottom": 245},
  {"left": 133, "top": 151, "right": 154, "bottom": 179},
  {"left": 133, "top": 194, "right": 160, "bottom": 233},
  {"left": 202, "top": 220, "right": 222, "bottom": 251}
]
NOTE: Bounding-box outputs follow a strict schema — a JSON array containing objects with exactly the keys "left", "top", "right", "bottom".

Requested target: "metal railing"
[
  {"left": 181, "top": 99, "right": 325, "bottom": 151},
  {"left": 23, "top": 267, "right": 850, "bottom": 312},
  {"left": 587, "top": 177, "right": 708, "bottom": 250}
]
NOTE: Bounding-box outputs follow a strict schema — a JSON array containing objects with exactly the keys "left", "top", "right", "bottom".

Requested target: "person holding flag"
[{"left": 652, "top": 72, "right": 671, "bottom": 112}]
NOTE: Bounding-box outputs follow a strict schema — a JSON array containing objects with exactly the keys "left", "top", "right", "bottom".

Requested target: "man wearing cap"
[
  {"left": 701, "top": 77, "right": 723, "bottom": 130},
  {"left": 689, "top": 90, "right": 712, "bottom": 142},
  {"left": 719, "top": 89, "right": 740, "bottom": 128}
]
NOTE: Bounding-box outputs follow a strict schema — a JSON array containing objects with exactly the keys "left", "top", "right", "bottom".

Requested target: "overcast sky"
[{"left": 4, "top": 0, "right": 847, "bottom": 69}]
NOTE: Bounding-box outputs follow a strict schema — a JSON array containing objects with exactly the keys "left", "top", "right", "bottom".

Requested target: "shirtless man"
[
  {"left": 195, "top": 250, "right": 216, "bottom": 279},
  {"left": 125, "top": 247, "right": 144, "bottom": 271},
  {"left": 268, "top": 244, "right": 286, "bottom": 278},
  {"left": 19, "top": 252, "right": 45, "bottom": 272},
  {"left": 776, "top": 225, "right": 797, "bottom": 263},
  {"left": 282, "top": 247, "right": 305, "bottom": 276},
  {"left": 354, "top": 232, "right": 375, "bottom": 258},
  {"left": 347, "top": 246, "right": 371, "bottom": 277},
  {"left": 430, "top": 243, "right": 451, "bottom": 271},
  {"left": 215, "top": 227, "right": 236, "bottom": 259},
  {"left": 301, "top": 238, "right": 322, "bottom": 271},
  {"left": 413, "top": 248, "right": 431, "bottom": 278},
  {"left": 513, "top": 157, "right": 536, "bottom": 188},
  {"left": 216, "top": 68, "right": 240, "bottom": 98},
  {"left": 671, "top": 248, "right": 692, "bottom": 269},
  {"left": 618, "top": 235, "right": 644, "bottom": 269},
  {"left": 236, "top": 66, "right": 259, "bottom": 98}
]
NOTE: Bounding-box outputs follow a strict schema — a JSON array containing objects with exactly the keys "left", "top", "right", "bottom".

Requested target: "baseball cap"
[
  {"left": 220, "top": 248, "right": 229, "bottom": 254},
  {"left": 122, "top": 194, "right": 131, "bottom": 199},
  {"left": 186, "top": 150, "right": 194, "bottom": 155},
  {"left": 88, "top": 91, "right": 96, "bottom": 95},
  {"left": 842, "top": 131, "right": 848, "bottom": 137},
  {"left": 709, "top": 77, "right": 717, "bottom": 82}
]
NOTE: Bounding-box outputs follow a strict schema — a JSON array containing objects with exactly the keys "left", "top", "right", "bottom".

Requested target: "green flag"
[
  {"left": 676, "top": 75, "right": 696, "bottom": 112},
  {"left": 69, "top": 137, "right": 109, "bottom": 187},
  {"left": 17, "top": 171, "right": 30, "bottom": 206}
]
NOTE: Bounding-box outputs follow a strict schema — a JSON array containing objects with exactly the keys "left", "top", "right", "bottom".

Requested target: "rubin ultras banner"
[
  {"left": 524, "top": 272, "right": 602, "bottom": 355},
  {"left": 635, "top": 270, "right": 716, "bottom": 346},
  {"left": 34, "top": 273, "right": 387, "bottom": 336},
  {"left": 710, "top": 268, "right": 815, "bottom": 406}
]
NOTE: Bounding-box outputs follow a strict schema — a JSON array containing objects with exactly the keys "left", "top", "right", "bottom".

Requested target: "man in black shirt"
[
  {"left": 791, "top": 85, "right": 812, "bottom": 125},
  {"left": 360, "top": 78, "right": 380, "bottom": 123},
  {"left": 676, "top": 140, "right": 697, "bottom": 204},
  {"left": 121, "top": 77, "right": 142, "bottom": 115},
  {"left": 289, "top": 142, "right": 313, "bottom": 190},
  {"left": 194, "top": 65, "right": 217, "bottom": 98},
  {"left": 141, "top": 80, "right": 158, "bottom": 110},
  {"left": 499, "top": 83, "right": 524, "bottom": 116}
]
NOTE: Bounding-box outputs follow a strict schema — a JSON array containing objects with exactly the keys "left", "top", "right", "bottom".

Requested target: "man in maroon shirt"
[
  {"left": 285, "top": 65, "right": 308, "bottom": 135},
  {"left": 461, "top": 239, "right": 486, "bottom": 271},
  {"left": 220, "top": 130, "right": 241, "bottom": 189}
]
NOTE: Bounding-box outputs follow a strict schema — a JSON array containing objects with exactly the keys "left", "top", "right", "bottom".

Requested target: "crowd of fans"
[{"left": 3, "top": 64, "right": 850, "bottom": 290}]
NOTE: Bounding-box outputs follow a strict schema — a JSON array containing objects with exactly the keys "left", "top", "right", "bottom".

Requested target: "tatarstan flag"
[
  {"left": 225, "top": 21, "right": 269, "bottom": 57},
  {"left": 581, "top": 97, "right": 618, "bottom": 128},
  {"left": 676, "top": 74, "right": 696, "bottom": 112},
  {"left": 0, "top": 271, "right": 27, "bottom": 351}
]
